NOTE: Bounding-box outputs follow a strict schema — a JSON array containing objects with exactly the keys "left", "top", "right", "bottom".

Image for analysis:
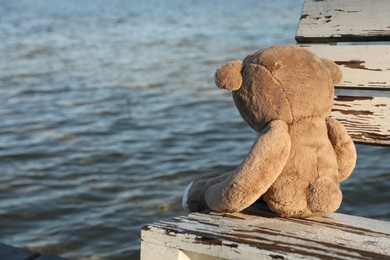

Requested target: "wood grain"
[
  {"left": 302, "top": 45, "right": 390, "bottom": 89},
  {"left": 296, "top": 0, "right": 390, "bottom": 43},
  {"left": 141, "top": 205, "right": 390, "bottom": 260},
  {"left": 332, "top": 96, "right": 390, "bottom": 145}
]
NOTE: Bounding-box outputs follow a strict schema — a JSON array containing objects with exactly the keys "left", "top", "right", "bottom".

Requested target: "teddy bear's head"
[{"left": 215, "top": 45, "right": 342, "bottom": 132}]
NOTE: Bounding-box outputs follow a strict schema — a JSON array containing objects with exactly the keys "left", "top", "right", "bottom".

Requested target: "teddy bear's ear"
[
  {"left": 320, "top": 58, "right": 343, "bottom": 85},
  {"left": 215, "top": 60, "right": 243, "bottom": 91}
]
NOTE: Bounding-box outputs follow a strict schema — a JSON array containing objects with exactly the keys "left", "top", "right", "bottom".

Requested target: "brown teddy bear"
[{"left": 182, "top": 45, "right": 357, "bottom": 218}]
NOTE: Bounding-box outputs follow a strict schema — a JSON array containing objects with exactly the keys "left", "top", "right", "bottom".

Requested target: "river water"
[{"left": 0, "top": 0, "right": 389, "bottom": 259}]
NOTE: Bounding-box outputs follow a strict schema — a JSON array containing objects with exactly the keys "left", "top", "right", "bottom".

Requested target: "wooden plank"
[
  {"left": 302, "top": 45, "right": 390, "bottom": 90},
  {"left": 141, "top": 205, "right": 390, "bottom": 260},
  {"left": 296, "top": 0, "right": 390, "bottom": 43},
  {"left": 141, "top": 242, "right": 191, "bottom": 260},
  {"left": 332, "top": 96, "right": 390, "bottom": 146}
]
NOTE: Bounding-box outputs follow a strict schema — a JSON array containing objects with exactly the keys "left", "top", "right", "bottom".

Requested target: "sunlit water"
[{"left": 0, "top": 0, "right": 389, "bottom": 259}]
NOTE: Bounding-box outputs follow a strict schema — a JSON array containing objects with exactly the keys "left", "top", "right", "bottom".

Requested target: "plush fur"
[{"left": 182, "top": 45, "right": 357, "bottom": 218}]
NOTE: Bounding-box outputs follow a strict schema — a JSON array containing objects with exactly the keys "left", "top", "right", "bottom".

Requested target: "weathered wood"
[
  {"left": 302, "top": 45, "right": 390, "bottom": 89},
  {"left": 141, "top": 205, "right": 390, "bottom": 260},
  {"left": 141, "top": 242, "right": 194, "bottom": 260},
  {"left": 331, "top": 96, "right": 390, "bottom": 146},
  {"left": 141, "top": 242, "right": 221, "bottom": 260},
  {"left": 296, "top": 0, "right": 390, "bottom": 43}
]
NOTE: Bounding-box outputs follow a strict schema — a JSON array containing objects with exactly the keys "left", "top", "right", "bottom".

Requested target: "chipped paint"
[
  {"left": 331, "top": 96, "right": 389, "bottom": 145},
  {"left": 335, "top": 96, "right": 373, "bottom": 101},
  {"left": 334, "top": 60, "right": 382, "bottom": 71},
  {"left": 142, "top": 225, "right": 152, "bottom": 231},
  {"left": 296, "top": 0, "right": 390, "bottom": 43},
  {"left": 300, "top": 14, "right": 309, "bottom": 20},
  {"left": 332, "top": 109, "right": 374, "bottom": 116},
  {"left": 334, "top": 9, "right": 360, "bottom": 13},
  {"left": 142, "top": 208, "right": 390, "bottom": 260},
  {"left": 301, "top": 45, "right": 390, "bottom": 89}
]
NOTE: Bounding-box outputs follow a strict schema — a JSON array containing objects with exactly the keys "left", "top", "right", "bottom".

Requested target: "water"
[{"left": 0, "top": 0, "right": 389, "bottom": 259}]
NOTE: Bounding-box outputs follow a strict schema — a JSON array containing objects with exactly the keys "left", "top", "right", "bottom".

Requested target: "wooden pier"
[{"left": 141, "top": 0, "right": 390, "bottom": 259}]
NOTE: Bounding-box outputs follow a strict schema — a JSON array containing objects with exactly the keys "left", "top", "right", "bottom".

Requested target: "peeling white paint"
[
  {"left": 303, "top": 45, "right": 390, "bottom": 89},
  {"left": 141, "top": 207, "right": 390, "bottom": 260},
  {"left": 332, "top": 96, "right": 390, "bottom": 145},
  {"left": 296, "top": 0, "right": 390, "bottom": 43}
]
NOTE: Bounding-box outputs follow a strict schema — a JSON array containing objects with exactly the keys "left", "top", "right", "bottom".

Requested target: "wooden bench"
[{"left": 141, "top": 0, "right": 390, "bottom": 259}]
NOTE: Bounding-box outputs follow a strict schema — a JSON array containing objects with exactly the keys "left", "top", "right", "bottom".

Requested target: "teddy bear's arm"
[
  {"left": 326, "top": 117, "right": 357, "bottom": 181},
  {"left": 191, "top": 120, "right": 291, "bottom": 213}
]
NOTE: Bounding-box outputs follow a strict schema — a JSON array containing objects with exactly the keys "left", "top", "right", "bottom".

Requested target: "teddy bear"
[{"left": 182, "top": 45, "right": 357, "bottom": 218}]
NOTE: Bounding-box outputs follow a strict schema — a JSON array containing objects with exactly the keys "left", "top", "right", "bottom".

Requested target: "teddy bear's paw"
[
  {"left": 307, "top": 177, "right": 342, "bottom": 214},
  {"left": 182, "top": 181, "right": 193, "bottom": 212},
  {"left": 181, "top": 172, "right": 224, "bottom": 212}
]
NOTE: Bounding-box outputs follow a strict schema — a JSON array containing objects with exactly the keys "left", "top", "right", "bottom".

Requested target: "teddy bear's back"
[{"left": 263, "top": 117, "right": 340, "bottom": 217}]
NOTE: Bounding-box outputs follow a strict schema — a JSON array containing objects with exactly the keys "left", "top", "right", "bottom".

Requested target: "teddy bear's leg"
[
  {"left": 182, "top": 120, "right": 291, "bottom": 213},
  {"left": 307, "top": 177, "right": 342, "bottom": 214}
]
